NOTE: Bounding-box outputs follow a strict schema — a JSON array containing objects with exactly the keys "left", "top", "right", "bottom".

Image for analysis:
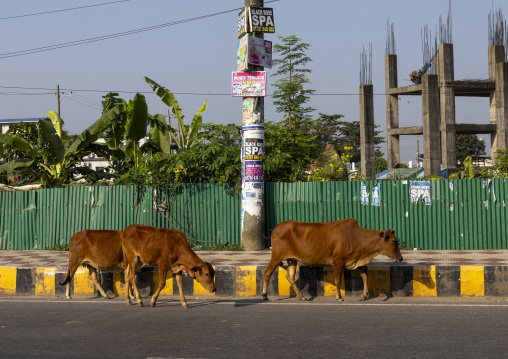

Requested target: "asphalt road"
[{"left": 0, "top": 296, "right": 507, "bottom": 359}]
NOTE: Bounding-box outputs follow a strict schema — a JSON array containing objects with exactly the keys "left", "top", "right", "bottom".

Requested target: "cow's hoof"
[
  {"left": 337, "top": 298, "right": 344, "bottom": 302},
  {"left": 183, "top": 305, "right": 190, "bottom": 309},
  {"left": 125, "top": 301, "right": 132, "bottom": 306},
  {"left": 151, "top": 302, "right": 156, "bottom": 308},
  {"left": 261, "top": 294, "right": 268, "bottom": 301},
  {"left": 137, "top": 302, "right": 144, "bottom": 307},
  {"left": 360, "top": 294, "right": 368, "bottom": 301},
  {"left": 299, "top": 297, "right": 307, "bottom": 301}
]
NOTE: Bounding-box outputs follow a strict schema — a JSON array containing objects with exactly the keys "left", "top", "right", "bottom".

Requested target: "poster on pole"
[
  {"left": 238, "top": 8, "right": 248, "bottom": 38},
  {"left": 232, "top": 71, "right": 266, "bottom": 97},
  {"left": 237, "top": 35, "right": 272, "bottom": 71},
  {"left": 242, "top": 97, "right": 264, "bottom": 126},
  {"left": 249, "top": 7, "right": 275, "bottom": 34}
]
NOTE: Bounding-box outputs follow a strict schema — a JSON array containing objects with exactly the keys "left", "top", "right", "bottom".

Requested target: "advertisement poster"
[
  {"left": 237, "top": 35, "right": 272, "bottom": 71},
  {"left": 241, "top": 182, "right": 263, "bottom": 206},
  {"left": 249, "top": 7, "right": 275, "bottom": 33},
  {"left": 248, "top": 35, "right": 272, "bottom": 68},
  {"left": 232, "top": 71, "right": 266, "bottom": 97},
  {"left": 242, "top": 97, "right": 264, "bottom": 126},
  {"left": 372, "top": 184, "right": 380, "bottom": 206},
  {"left": 410, "top": 181, "right": 432, "bottom": 205},
  {"left": 244, "top": 138, "right": 264, "bottom": 161},
  {"left": 237, "top": 8, "right": 247, "bottom": 38},
  {"left": 237, "top": 34, "right": 248, "bottom": 71},
  {"left": 361, "top": 182, "right": 369, "bottom": 205},
  {"left": 244, "top": 160, "right": 263, "bottom": 182}
]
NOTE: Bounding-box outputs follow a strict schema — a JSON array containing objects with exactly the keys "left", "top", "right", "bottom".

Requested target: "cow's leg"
[
  {"left": 150, "top": 265, "right": 167, "bottom": 308},
  {"left": 175, "top": 271, "right": 189, "bottom": 309},
  {"left": 123, "top": 265, "right": 133, "bottom": 305},
  {"left": 355, "top": 267, "right": 369, "bottom": 301},
  {"left": 87, "top": 265, "right": 109, "bottom": 298},
  {"left": 126, "top": 257, "right": 144, "bottom": 307},
  {"left": 262, "top": 256, "right": 284, "bottom": 300},
  {"left": 60, "top": 254, "right": 83, "bottom": 299},
  {"left": 286, "top": 259, "right": 306, "bottom": 301},
  {"left": 332, "top": 260, "right": 346, "bottom": 301}
]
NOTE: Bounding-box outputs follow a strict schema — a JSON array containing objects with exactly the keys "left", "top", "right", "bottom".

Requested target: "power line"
[
  {"left": 0, "top": 1, "right": 129, "bottom": 21},
  {"left": 0, "top": 9, "right": 241, "bottom": 59},
  {"left": 0, "top": 0, "right": 280, "bottom": 59}
]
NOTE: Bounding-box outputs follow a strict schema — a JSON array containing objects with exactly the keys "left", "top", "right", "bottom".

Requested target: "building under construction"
[{"left": 359, "top": 5, "right": 508, "bottom": 178}]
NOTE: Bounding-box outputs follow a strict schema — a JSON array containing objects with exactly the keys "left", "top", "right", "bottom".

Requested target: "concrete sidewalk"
[{"left": 1, "top": 250, "right": 508, "bottom": 299}]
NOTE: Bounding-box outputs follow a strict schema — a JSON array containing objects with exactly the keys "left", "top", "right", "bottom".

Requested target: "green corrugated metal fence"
[{"left": 0, "top": 179, "right": 507, "bottom": 250}]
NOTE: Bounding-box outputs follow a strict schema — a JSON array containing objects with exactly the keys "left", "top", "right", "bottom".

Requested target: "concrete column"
[
  {"left": 495, "top": 62, "right": 508, "bottom": 155},
  {"left": 360, "top": 85, "right": 375, "bottom": 179},
  {"left": 438, "top": 43, "right": 456, "bottom": 167},
  {"left": 385, "top": 54, "right": 399, "bottom": 168},
  {"left": 489, "top": 46, "right": 505, "bottom": 155},
  {"left": 422, "top": 74, "right": 441, "bottom": 176}
]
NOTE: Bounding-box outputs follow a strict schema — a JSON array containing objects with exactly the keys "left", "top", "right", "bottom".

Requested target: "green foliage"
[
  {"left": 44, "top": 243, "right": 69, "bottom": 251},
  {"left": 264, "top": 118, "right": 321, "bottom": 182},
  {"left": 271, "top": 35, "right": 315, "bottom": 124},
  {"left": 315, "top": 116, "right": 385, "bottom": 164},
  {"left": 145, "top": 77, "right": 208, "bottom": 151},
  {"left": 481, "top": 148, "right": 508, "bottom": 178},
  {"left": 195, "top": 242, "right": 244, "bottom": 251},
  {"left": 0, "top": 108, "right": 122, "bottom": 187},
  {"left": 456, "top": 134, "right": 486, "bottom": 165},
  {"left": 375, "top": 156, "right": 388, "bottom": 174},
  {"left": 308, "top": 146, "right": 353, "bottom": 181},
  {"left": 116, "top": 141, "right": 241, "bottom": 186},
  {"left": 449, "top": 156, "right": 475, "bottom": 179}
]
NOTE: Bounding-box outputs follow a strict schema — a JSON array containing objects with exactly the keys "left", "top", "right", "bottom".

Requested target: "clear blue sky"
[{"left": 0, "top": 0, "right": 504, "bottom": 164}]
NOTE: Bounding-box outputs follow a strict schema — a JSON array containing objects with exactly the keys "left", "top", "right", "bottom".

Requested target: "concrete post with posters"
[{"left": 237, "top": 0, "right": 274, "bottom": 250}]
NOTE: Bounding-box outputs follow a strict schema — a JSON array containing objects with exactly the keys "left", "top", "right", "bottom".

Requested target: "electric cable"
[{"left": 0, "top": 1, "right": 129, "bottom": 21}]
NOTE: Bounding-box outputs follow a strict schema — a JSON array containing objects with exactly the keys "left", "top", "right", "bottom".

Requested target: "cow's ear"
[
  {"left": 379, "top": 232, "right": 387, "bottom": 240},
  {"left": 390, "top": 229, "right": 395, "bottom": 235},
  {"left": 190, "top": 266, "right": 199, "bottom": 272}
]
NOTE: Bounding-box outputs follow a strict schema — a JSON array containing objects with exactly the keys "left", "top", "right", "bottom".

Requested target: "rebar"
[
  {"left": 360, "top": 43, "right": 372, "bottom": 85},
  {"left": 488, "top": 6, "right": 508, "bottom": 61},
  {"left": 385, "top": 19, "right": 396, "bottom": 55},
  {"left": 421, "top": 25, "right": 437, "bottom": 74},
  {"left": 439, "top": 0, "right": 453, "bottom": 44}
]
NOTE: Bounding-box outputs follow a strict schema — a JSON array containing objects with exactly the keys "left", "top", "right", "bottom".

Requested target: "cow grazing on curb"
[
  {"left": 60, "top": 229, "right": 139, "bottom": 299},
  {"left": 262, "top": 219, "right": 403, "bottom": 302},
  {"left": 121, "top": 224, "right": 216, "bottom": 308}
]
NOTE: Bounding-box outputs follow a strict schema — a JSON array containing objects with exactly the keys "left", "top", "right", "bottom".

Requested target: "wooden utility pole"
[{"left": 57, "top": 84, "right": 61, "bottom": 116}]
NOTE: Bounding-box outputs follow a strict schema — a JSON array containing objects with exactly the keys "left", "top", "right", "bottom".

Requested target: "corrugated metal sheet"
[{"left": 0, "top": 179, "right": 507, "bottom": 250}]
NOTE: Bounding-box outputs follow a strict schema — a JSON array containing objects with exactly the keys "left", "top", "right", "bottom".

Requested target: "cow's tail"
[{"left": 60, "top": 269, "right": 71, "bottom": 286}]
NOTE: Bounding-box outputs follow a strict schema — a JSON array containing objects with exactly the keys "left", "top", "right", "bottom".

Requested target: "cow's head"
[
  {"left": 378, "top": 229, "right": 403, "bottom": 262},
  {"left": 190, "top": 261, "right": 216, "bottom": 293}
]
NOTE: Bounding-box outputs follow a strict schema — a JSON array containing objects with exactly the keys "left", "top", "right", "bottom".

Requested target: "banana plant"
[
  {"left": 0, "top": 106, "right": 121, "bottom": 187},
  {"left": 145, "top": 77, "right": 209, "bottom": 151}
]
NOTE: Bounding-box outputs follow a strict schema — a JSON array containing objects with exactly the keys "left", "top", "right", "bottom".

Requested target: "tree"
[
  {"left": 264, "top": 119, "right": 321, "bottom": 182},
  {"left": 145, "top": 77, "right": 208, "bottom": 151},
  {"left": 456, "top": 134, "right": 486, "bottom": 165},
  {"left": 271, "top": 35, "right": 315, "bottom": 125}
]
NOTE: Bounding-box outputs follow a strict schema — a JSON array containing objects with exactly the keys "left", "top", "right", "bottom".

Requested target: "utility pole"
[
  {"left": 57, "top": 84, "right": 61, "bottom": 116},
  {"left": 239, "top": 0, "right": 269, "bottom": 250},
  {"left": 167, "top": 109, "right": 173, "bottom": 150}
]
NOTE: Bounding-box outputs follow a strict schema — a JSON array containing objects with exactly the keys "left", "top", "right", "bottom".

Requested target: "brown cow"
[
  {"left": 121, "top": 224, "right": 216, "bottom": 308},
  {"left": 262, "top": 219, "right": 403, "bottom": 302},
  {"left": 60, "top": 229, "right": 139, "bottom": 299}
]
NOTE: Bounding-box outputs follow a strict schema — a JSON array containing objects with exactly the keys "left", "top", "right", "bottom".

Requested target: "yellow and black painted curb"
[{"left": 1, "top": 265, "right": 507, "bottom": 298}]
